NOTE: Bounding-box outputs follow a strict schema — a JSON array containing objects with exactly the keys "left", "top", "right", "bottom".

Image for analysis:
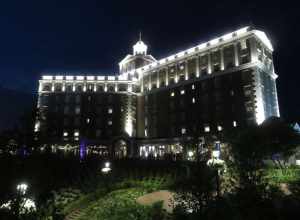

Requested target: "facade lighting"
[{"left": 17, "top": 183, "right": 28, "bottom": 195}]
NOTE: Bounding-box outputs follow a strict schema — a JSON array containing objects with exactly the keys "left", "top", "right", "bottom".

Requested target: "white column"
[
  {"left": 51, "top": 82, "right": 55, "bottom": 92},
  {"left": 83, "top": 81, "right": 87, "bottom": 92},
  {"left": 196, "top": 56, "right": 200, "bottom": 77},
  {"left": 141, "top": 73, "right": 144, "bottom": 92},
  {"left": 72, "top": 83, "right": 76, "bottom": 92},
  {"left": 234, "top": 43, "right": 239, "bottom": 66},
  {"left": 250, "top": 38, "right": 258, "bottom": 63},
  {"left": 38, "top": 81, "right": 43, "bottom": 92},
  {"left": 175, "top": 64, "right": 178, "bottom": 83},
  {"left": 157, "top": 71, "right": 160, "bottom": 88},
  {"left": 149, "top": 74, "right": 152, "bottom": 90},
  {"left": 165, "top": 67, "right": 169, "bottom": 86},
  {"left": 185, "top": 60, "right": 188, "bottom": 80},
  {"left": 62, "top": 82, "right": 66, "bottom": 92},
  {"left": 115, "top": 83, "right": 118, "bottom": 92},
  {"left": 207, "top": 52, "right": 212, "bottom": 74},
  {"left": 94, "top": 83, "right": 97, "bottom": 92},
  {"left": 220, "top": 47, "right": 224, "bottom": 70}
]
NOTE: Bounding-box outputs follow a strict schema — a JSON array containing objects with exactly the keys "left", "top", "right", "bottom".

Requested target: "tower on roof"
[
  {"left": 133, "top": 32, "right": 147, "bottom": 55},
  {"left": 119, "top": 33, "right": 156, "bottom": 74}
]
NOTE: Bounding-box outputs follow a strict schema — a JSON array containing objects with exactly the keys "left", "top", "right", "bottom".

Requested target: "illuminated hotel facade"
[{"left": 35, "top": 26, "right": 280, "bottom": 158}]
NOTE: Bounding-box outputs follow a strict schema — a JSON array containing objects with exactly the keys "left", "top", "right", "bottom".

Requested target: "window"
[
  {"left": 108, "top": 120, "right": 112, "bottom": 126},
  {"left": 243, "top": 85, "right": 252, "bottom": 97},
  {"left": 86, "top": 118, "right": 90, "bottom": 124},
  {"left": 65, "top": 95, "right": 71, "bottom": 103},
  {"left": 230, "top": 90, "right": 234, "bottom": 96},
  {"left": 74, "top": 130, "right": 80, "bottom": 137},
  {"left": 74, "top": 118, "right": 80, "bottom": 126},
  {"left": 181, "top": 128, "right": 186, "bottom": 134},
  {"left": 63, "top": 131, "right": 68, "bottom": 137},
  {"left": 63, "top": 118, "right": 69, "bottom": 126},
  {"left": 170, "top": 92, "right": 175, "bottom": 97},
  {"left": 66, "top": 85, "right": 72, "bottom": 92},
  {"left": 64, "top": 106, "right": 69, "bottom": 115},
  {"left": 241, "top": 40, "right": 247, "bottom": 50},
  {"left": 108, "top": 108, "right": 113, "bottom": 114},
  {"left": 217, "top": 125, "right": 223, "bottom": 131},
  {"left": 75, "top": 95, "right": 81, "bottom": 103},
  {"left": 192, "top": 84, "right": 195, "bottom": 90},
  {"left": 180, "top": 90, "right": 185, "bottom": 95},
  {"left": 233, "top": 121, "right": 237, "bottom": 127},
  {"left": 96, "top": 129, "right": 102, "bottom": 137},
  {"left": 204, "top": 125, "right": 210, "bottom": 133},
  {"left": 192, "top": 98, "right": 196, "bottom": 103},
  {"left": 75, "top": 106, "right": 81, "bottom": 115}
]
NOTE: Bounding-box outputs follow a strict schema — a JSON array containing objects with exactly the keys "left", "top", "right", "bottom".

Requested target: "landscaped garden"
[{"left": 1, "top": 118, "right": 300, "bottom": 219}]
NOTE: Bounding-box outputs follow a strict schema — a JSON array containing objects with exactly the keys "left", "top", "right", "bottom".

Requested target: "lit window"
[
  {"left": 74, "top": 137, "right": 79, "bottom": 141},
  {"left": 145, "top": 129, "right": 148, "bottom": 137},
  {"left": 180, "top": 65, "right": 184, "bottom": 70},
  {"left": 217, "top": 125, "right": 223, "bottom": 131},
  {"left": 192, "top": 84, "right": 195, "bottom": 90},
  {"left": 74, "top": 130, "right": 79, "bottom": 137},
  {"left": 192, "top": 98, "right": 196, "bottom": 103},
  {"left": 108, "top": 108, "right": 113, "bottom": 114},
  {"left": 86, "top": 118, "right": 90, "bottom": 124},
  {"left": 233, "top": 121, "right": 237, "bottom": 127},
  {"left": 181, "top": 128, "right": 186, "bottom": 134},
  {"left": 204, "top": 125, "right": 210, "bottom": 133},
  {"left": 170, "top": 92, "right": 175, "bottom": 97},
  {"left": 108, "top": 120, "right": 112, "bottom": 125},
  {"left": 180, "top": 90, "right": 185, "bottom": 95},
  {"left": 63, "top": 132, "right": 68, "bottom": 137}
]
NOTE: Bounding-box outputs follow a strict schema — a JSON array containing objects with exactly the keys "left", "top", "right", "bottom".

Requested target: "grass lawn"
[
  {"left": 63, "top": 175, "right": 173, "bottom": 220},
  {"left": 76, "top": 188, "right": 154, "bottom": 220}
]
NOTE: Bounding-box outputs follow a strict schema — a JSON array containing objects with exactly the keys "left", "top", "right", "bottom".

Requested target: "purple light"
[{"left": 79, "top": 140, "right": 86, "bottom": 160}]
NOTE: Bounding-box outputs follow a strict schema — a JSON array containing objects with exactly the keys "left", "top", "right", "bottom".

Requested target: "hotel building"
[{"left": 35, "top": 26, "right": 280, "bottom": 158}]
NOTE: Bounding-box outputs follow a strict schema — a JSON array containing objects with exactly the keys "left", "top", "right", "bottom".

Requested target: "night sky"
[{"left": 0, "top": 0, "right": 299, "bottom": 120}]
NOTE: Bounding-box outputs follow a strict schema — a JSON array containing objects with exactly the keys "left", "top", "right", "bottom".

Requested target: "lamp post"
[
  {"left": 101, "top": 161, "right": 111, "bottom": 174},
  {"left": 207, "top": 142, "right": 224, "bottom": 197}
]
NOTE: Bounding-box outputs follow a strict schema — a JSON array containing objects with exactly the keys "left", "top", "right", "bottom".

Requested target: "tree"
[{"left": 225, "top": 117, "right": 300, "bottom": 181}]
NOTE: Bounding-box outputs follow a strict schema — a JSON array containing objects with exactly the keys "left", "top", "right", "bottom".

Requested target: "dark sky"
[{"left": 0, "top": 0, "right": 299, "bottom": 119}]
